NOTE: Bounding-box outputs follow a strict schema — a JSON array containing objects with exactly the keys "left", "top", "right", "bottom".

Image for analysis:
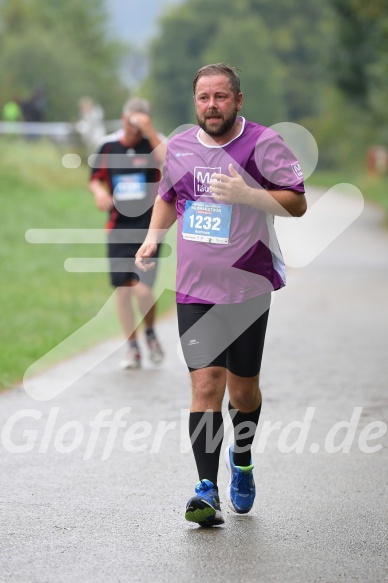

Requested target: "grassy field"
[{"left": 0, "top": 138, "right": 175, "bottom": 391}]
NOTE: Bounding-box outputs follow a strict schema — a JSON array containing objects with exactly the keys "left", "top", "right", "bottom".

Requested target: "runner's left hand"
[{"left": 210, "top": 164, "right": 249, "bottom": 204}]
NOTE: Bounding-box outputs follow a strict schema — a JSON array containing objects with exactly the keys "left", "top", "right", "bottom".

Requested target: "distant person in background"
[
  {"left": 21, "top": 87, "right": 46, "bottom": 122},
  {"left": 89, "top": 97, "right": 166, "bottom": 369},
  {"left": 2, "top": 99, "right": 22, "bottom": 122},
  {"left": 77, "top": 96, "right": 106, "bottom": 153}
]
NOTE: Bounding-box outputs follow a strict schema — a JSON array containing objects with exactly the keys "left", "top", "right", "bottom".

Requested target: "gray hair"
[{"left": 122, "top": 97, "right": 151, "bottom": 116}]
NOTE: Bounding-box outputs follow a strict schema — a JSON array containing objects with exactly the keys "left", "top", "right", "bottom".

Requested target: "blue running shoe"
[
  {"left": 225, "top": 444, "right": 255, "bottom": 514},
  {"left": 185, "top": 479, "right": 225, "bottom": 527}
]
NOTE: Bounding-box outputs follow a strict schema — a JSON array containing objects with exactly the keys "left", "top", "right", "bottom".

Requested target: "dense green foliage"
[
  {"left": 0, "top": 0, "right": 128, "bottom": 120},
  {"left": 1, "top": 0, "right": 387, "bottom": 172},
  {"left": 328, "top": 0, "right": 388, "bottom": 145},
  {"left": 144, "top": 0, "right": 327, "bottom": 131},
  {"left": 144, "top": 0, "right": 388, "bottom": 172}
]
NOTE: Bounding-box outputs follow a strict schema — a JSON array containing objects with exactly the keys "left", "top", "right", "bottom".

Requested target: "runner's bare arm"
[
  {"left": 135, "top": 195, "right": 177, "bottom": 272},
  {"left": 210, "top": 164, "right": 307, "bottom": 218},
  {"left": 89, "top": 179, "right": 114, "bottom": 212}
]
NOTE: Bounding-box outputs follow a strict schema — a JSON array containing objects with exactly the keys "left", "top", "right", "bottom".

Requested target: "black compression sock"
[
  {"left": 189, "top": 411, "right": 224, "bottom": 489},
  {"left": 145, "top": 327, "right": 155, "bottom": 340},
  {"left": 228, "top": 401, "right": 262, "bottom": 467}
]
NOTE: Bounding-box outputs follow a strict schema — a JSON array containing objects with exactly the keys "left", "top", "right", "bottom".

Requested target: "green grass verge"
[{"left": 0, "top": 138, "right": 176, "bottom": 391}]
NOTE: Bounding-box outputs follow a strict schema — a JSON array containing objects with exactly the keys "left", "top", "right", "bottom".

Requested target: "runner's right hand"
[{"left": 135, "top": 242, "right": 158, "bottom": 271}]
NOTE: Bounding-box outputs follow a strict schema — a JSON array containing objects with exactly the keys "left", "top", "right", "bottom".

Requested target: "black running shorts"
[
  {"left": 177, "top": 294, "right": 271, "bottom": 377},
  {"left": 107, "top": 231, "right": 160, "bottom": 288}
]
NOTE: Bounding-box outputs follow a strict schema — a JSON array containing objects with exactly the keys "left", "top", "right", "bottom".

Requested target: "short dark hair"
[{"left": 193, "top": 63, "right": 241, "bottom": 100}]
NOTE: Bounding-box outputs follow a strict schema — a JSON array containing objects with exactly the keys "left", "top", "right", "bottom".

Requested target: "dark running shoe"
[{"left": 185, "top": 479, "right": 225, "bottom": 527}]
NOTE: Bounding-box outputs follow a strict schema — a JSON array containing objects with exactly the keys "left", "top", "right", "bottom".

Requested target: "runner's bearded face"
[{"left": 194, "top": 75, "right": 240, "bottom": 137}]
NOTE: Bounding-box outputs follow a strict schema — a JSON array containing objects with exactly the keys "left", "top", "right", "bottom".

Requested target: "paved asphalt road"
[{"left": 1, "top": 186, "right": 387, "bottom": 583}]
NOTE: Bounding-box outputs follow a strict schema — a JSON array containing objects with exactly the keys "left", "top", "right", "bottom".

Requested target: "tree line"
[
  {"left": 1, "top": 0, "right": 387, "bottom": 170},
  {"left": 0, "top": 0, "right": 128, "bottom": 122},
  {"left": 143, "top": 0, "right": 388, "bottom": 169}
]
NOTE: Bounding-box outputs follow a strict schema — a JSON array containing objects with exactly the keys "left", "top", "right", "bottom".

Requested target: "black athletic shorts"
[
  {"left": 177, "top": 293, "right": 271, "bottom": 377},
  {"left": 107, "top": 231, "right": 160, "bottom": 288}
]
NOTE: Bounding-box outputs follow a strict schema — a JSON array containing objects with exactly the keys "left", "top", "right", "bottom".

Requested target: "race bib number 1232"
[{"left": 182, "top": 200, "right": 232, "bottom": 244}]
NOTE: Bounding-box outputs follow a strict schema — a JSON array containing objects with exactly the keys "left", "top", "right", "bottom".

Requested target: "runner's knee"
[
  {"left": 228, "top": 374, "right": 261, "bottom": 410},
  {"left": 191, "top": 367, "right": 226, "bottom": 410}
]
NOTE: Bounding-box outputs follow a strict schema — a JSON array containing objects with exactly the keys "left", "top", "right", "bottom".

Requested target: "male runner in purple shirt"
[{"left": 136, "top": 63, "right": 307, "bottom": 527}]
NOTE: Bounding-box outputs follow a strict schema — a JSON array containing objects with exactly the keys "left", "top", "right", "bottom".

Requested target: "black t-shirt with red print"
[{"left": 90, "top": 136, "right": 160, "bottom": 231}]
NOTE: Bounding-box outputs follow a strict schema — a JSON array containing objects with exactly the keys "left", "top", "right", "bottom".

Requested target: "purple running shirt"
[{"left": 159, "top": 117, "right": 305, "bottom": 304}]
